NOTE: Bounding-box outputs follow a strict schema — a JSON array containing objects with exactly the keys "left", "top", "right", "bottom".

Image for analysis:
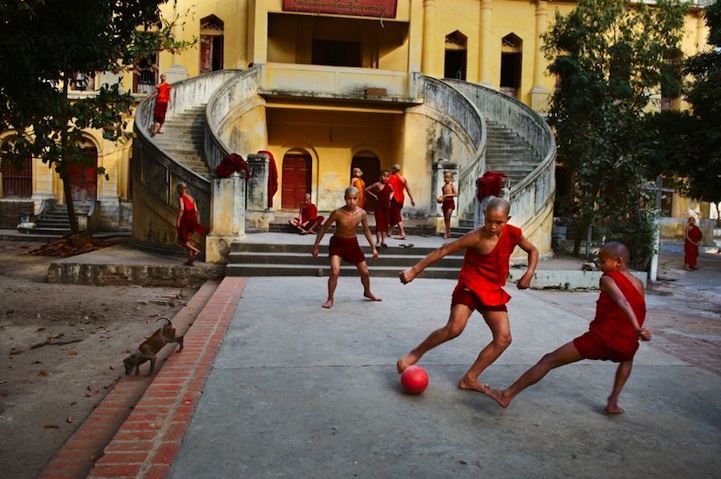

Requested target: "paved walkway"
[{"left": 36, "top": 241, "right": 721, "bottom": 479}]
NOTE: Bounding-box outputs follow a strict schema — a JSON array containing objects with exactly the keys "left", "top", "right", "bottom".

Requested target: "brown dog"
[{"left": 124, "top": 317, "right": 184, "bottom": 376}]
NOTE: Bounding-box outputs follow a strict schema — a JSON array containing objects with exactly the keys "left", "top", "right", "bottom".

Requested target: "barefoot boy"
[
  {"left": 397, "top": 197, "right": 538, "bottom": 393},
  {"left": 364, "top": 169, "right": 393, "bottom": 248},
  {"left": 439, "top": 171, "right": 458, "bottom": 239},
  {"left": 485, "top": 242, "right": 650, "bottom": 414},
  {"left": 289, "top": 193, "right": 324, "bottom": 234},
  {"left": 313, "top": 186, "right": 381, "bottom": 309}
]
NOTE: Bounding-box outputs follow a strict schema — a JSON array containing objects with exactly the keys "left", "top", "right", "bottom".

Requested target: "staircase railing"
[
  {"left": 411, "top": 77, "right": 486, "bottom": 221},
  {"left": 442, "top": 80, "right": 556, "bottom": 236},
  {"left": 132, "top": 70, "right": 241, "bottom": 249}
]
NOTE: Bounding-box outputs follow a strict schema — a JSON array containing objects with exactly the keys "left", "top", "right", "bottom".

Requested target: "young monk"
[
  {"left": 683, "top": 216, "right": 703, "bottom": 271},
  {"left": 484, "top": 242, "right": 651, "bottom": 414},
  {"left": 176, "top": 183, "right": 207, "bottom": 266},
  {"left": 397, "top": 197, "right": 538, "bottom": 393},
  {"left": 364, "top": 169, "right": 393, "bottom": 248},
  {"left": 351, "top": 167, "right": 366, "bottom": 209},
  {"left": 289, "top": 193, "right": 324, "bottom": 235},
  {"left": 312, "top": 186, "right": 381, "bottom": 309},
  {"left": 439, "top": 171, "right": 458, "bottom": 239}
]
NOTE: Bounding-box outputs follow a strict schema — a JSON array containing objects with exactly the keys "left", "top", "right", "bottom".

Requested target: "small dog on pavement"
[{"left": 124, "top": 317, "right": 184, "bottom": 376}]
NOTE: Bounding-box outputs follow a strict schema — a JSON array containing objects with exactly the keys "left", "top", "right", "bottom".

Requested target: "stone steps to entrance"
[{"left": 226, "top": 239, "right": 464, "bottom": 278}]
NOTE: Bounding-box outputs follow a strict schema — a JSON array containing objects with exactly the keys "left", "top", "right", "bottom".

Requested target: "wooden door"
[
  {"left": 67, "top": 149, "right": 97, "bottom": 202},
  {"left": 281, "top": 153, "right": 311, "bottom": 210}
]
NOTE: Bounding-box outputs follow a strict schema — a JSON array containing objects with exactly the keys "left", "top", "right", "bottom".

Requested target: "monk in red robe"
[
  {"left": 684, "top": 216, "right": 703, "bottom": 271},
  {"left": 289, "top": 193, "right": 324, "bottom": 234},
  {"left": 485, "top": 242, "right": 651, "bottom": 414},
  {"left": 397, "top": 197, "right": 538, "bottom": 394},
  {"left": 364, "top": 169, "right": 393, "bottom": 248},
  {"left": 176, "top": 183, "right": 207, "bottom": 266}
]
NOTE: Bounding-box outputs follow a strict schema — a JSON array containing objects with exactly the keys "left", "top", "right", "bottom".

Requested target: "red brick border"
[{"left": 38, "top": 277, "right": 246, "bottom": 479}]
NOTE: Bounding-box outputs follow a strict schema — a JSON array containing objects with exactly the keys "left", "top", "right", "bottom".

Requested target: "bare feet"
[
  {"left": 684, "top": 266, "right": 692, "bottom": 271},
  {"left": 458, "top": 376, "right": 489, "bottom": 394},
  {"left": 396, "top": 354, "right": 419, "bottom": 373},
  {"left": 381, "top": 243, "right": 388, "bottom": 248},
  {"left": 322, "top": 299, "right": 333, "bottom": 309},
  {"left": 605, "top": 397, "right": 625, "bottom": 414},
  {"left": 376, "top": 242, "right": 382, "bottom": 248},
  {"left": 307, "top": 229, "right": 317, "bottom": 234},
  {"left": 299, "top": 230, "right": 308, "bottom": 235},
  {"left": 364, "top": 291, "right": 382, "bottom": 302},
  {"left": 394, "top": 235, "right": 406, "bottom": 240},
  {"left": 484, "top": 387, "right": 511, "bottom": 408}
]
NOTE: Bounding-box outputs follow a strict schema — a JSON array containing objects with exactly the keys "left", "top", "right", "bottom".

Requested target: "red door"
[
  {"left": 281, "top": 153, "right": 311, "bottom": 210},
  {"left": 67, "top": 149, "right": 98, "bottom": 202}
]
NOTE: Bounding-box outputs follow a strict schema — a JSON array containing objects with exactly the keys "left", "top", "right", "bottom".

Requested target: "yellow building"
[{"left": 0, "top": 0, "right": 712, "bottom": 258}]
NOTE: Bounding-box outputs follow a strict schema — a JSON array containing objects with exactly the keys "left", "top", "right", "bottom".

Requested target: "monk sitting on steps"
[
  {"left": 397, "top": 197, "right": 538, "bottom": 394},
  {"left": 484, "top": 241, "right": 651, "bottom": 414}
]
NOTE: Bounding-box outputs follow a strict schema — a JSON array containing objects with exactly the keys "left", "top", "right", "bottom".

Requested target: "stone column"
[
  {"left": 246, "top": 153, "right": 274, "bottom": 230},
  {"left": 531, "top": 0, "right": 551, "bottom": 112},
  {"left": 477, "top": 0, "right": 493, "bottom": 88},
  {"left": 431, "top": 160, "right": 459, "bottom": 233},
  {"left": 422, "top": 0, "right": 439, "bottom": 77},
  {"left": 206, "top": 172, "right": 246, "bottom": 263}
]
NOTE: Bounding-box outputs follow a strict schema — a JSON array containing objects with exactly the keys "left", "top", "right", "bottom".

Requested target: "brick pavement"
[{"left": 37, "top": 277, "right": 246, "bottom": 479}]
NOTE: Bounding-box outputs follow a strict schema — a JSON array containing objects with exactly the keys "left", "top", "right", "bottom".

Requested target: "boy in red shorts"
[
  {"left": 312, "top": 186, "right": 381, "bottom": 309},
  {"left": 397, "top": 197, "right": 538, "bottom": 393},
  {"left": 484, "top": 241, "right": 650, "bottom": 414}
]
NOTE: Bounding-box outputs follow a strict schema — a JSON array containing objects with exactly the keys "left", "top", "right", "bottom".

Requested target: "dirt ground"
[{"left": 0, "top": 240, "right": 200, "bottom": 479}]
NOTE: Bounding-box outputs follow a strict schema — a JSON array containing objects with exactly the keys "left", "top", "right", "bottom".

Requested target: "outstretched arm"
[
  {"left": 312, "top": 212, "right": 336, "bottom": 257},
  {"left": 515, "top": 235, "right": 538, "bottom": 289},
  {"left": 399, "top": 231, "right": 476, "bottom": 283},
  {"left": 361, "top": 213, "right": 379, "bottom": 259},
  {"left": 600, "top": 275, "right": 651, "bottom": 341}
]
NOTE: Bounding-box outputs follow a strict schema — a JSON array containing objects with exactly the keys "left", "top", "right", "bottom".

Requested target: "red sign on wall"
[{"left": 282, "top": 0, "right": 397, "bottom": 19}]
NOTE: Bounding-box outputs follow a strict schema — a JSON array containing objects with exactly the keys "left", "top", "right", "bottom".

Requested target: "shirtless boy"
[
  {"left": 364, "top": 169, "right": 393, "bottom": 248},
  {"left": 313, "top": 186, "right": 382, "bottom": 309},
  {"left": 397, "top": 197, "right": 538, "bottom": 393},
  {"left": 439, "top": 171, "right": 458, "bottom": 239},
  {"left": 485, "top": 242, "right": 650, "bottom": 414}
]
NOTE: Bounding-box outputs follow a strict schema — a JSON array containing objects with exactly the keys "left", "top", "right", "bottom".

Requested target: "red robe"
[
  {"left": 178, "top": 195, "right": 207, "bottom": 242},
  {"left": 684, "top": 225, "right": 702, "bottom": 267},
  {"left": 576, "top": 271, "right": 646, "bottom": 361},
  {"left": 456, "top": 224, "right": 522, "bottom": 306}
]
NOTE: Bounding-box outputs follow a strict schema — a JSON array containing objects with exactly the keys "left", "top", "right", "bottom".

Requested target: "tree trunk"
[{"left": 60, "top": 71, "right": 79, "bottom": 233}]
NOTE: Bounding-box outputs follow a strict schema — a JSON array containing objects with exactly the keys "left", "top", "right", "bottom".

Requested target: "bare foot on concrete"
[
  {"left": 605, "top": 397, "right": 625, "bottom": 414},
  {"left": 484, "top": 387, "right": 511, "bottom": 408},
  {"left": 322, "top": 299, "right": 334, "bottom": 309},
  {"left": 458, "top": 376, "right": 489, "bottom": 394},
  {"left": 364, "top": 291, "right": 382, "bottom": 302}
]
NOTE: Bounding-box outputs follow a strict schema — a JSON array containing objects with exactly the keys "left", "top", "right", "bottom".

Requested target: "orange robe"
[
  {"left": 456, "top": 224, "right": 522, "bottom": 306},
  {"left": 352, "top": 177, "right": 366, "bottom": 208}
]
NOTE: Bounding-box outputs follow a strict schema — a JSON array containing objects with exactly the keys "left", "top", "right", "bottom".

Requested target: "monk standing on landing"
[
  {"left": 313, "top": 186, "right": 381, "bottom": 309},
  {"left": 397, "top": 197, "right": 538, "bottom": 393}
]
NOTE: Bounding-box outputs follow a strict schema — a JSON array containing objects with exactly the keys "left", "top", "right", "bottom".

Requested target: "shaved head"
[
  {"left": 600, "top": 241, "right": 630, "bottom": 264},
  {"left": 486, "top": 197, "right": 511, "bottom": 216},
  {"left": 345, "top": 186, "right": 359, "bottom": 197}
]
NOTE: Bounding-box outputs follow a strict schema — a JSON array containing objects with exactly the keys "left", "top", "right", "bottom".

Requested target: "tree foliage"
[
  {"left": 0, "top": 0, "right": 194, "bottom": 231},
  {"left": 543, "top": 0, "right": 689, "bottom": 268},
  {"left": 641, "top": 0, "right": 721, "bottom": 208}
]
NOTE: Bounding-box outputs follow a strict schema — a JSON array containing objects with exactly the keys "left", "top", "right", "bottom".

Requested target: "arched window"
[
  {"left": 500, "top": 34, "right": 523, "bottom": 98},
  {"left": 200, "top": 15, "right": 225, "bottom": 74},
  {"left": 444, "top": 31, "right": 467, "bottom": 80}
]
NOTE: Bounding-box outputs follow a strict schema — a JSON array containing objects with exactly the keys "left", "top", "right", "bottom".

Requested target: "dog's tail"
[{"left": 155, "top": 317, "right": 172, "bottom": 325}]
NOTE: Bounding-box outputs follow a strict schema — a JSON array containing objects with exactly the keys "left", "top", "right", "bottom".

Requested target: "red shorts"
[
  {"left": 573, "top": 332, "right": 634, "bottom": 363},
  {"left": 329, "top": 235, "right": 366, "bottom": 265},
  {"left": 442, "top": 197, "right": 455, "bottom": 212},
  {"left": 375, "top": 205, "right": 390, "bottom": 233},
  {"left": 390, "top": 199, "right": 403, "bottom": 226},
  {"left": 451, "top": 284, "right": 507, "bottom": 313}
]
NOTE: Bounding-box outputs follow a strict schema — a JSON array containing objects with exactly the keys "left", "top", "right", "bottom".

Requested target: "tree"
[
  {"left": 0, "top": 0, "right": 193, "bottom": 232},
  {"left": 543, "top": 0, "right": 688, "bottom": 268},
  {"left": 641, "top": 0, "right": 721, "bottom": 220}
]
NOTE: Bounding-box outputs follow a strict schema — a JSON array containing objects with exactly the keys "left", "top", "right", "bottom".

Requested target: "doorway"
[
  {"left": 67, "top": 147, "right": 98, "bottom": 203},
  {"left": 281, "top": 152, "right": 311, "bottom": 210}
]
